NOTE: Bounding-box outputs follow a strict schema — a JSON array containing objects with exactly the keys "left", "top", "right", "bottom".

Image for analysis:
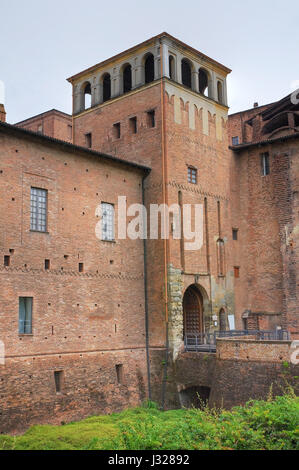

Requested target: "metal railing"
[{"left": 184, "top": 329, "right": 290, "bottom": 353}]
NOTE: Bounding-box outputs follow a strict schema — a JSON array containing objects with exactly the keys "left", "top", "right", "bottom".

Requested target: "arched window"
[
  {"left": 198, "top": 69, "right": 209, "bottom": 96},
  {"left": 181, "top": 59, "right": 192, "bottom": 89},
  {"left": 144, "top": 54, "right": 154, "bottom": 84},
  {"left": 102, "top": 73, "right": 111, "bottom": 102},
  {"left": 83, "top": 82, "right": 91, "bottom": 109},
  {"left": 217, "top": 81, "right": 223, "bottom": 104},
  {"left": 123, "top": 64, "right": 132, "bottom": 93},
  {"left": 169, "top": 55, "right": 175, "bottom": 80}
]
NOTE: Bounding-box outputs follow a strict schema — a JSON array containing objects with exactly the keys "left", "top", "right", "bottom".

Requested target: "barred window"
[
  {"left": 101, "top": 202, "right": 114, "bottom": 241},
  {"left": 232, "top": 136, "right": 239, "bottom": 145},
  {"left": 30, "top": 187, "right": 47, "bottom": 232},
  {"left": 188, "top": 167, "right": 197, "bottom": 184},
  {"left": 19, "top": 297, "right": 33, "bottom": 334}
]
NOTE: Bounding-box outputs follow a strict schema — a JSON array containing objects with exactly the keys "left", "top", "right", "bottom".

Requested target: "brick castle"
[{"left": 0, "top": 33, "right": 298, "bottom": 432}]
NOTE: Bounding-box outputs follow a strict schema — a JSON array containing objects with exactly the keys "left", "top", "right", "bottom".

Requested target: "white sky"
[{"left": 0, "top": 0, "right": 298, "bottom": 123}]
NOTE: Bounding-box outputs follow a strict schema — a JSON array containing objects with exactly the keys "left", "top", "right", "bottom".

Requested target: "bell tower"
[{"left": 67, "top": 33, "right": 233, "bottom": 361}]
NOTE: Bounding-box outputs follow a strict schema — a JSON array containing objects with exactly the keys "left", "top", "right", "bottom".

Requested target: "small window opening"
[
  {"left": 113, "top": 123, "right": 121, "bottom": 139},
  {"left": 79, "top": 263, "right": 84, "bottom": 273},
  {"left": 234, "top": 266, "right": 240, "bottom": 278},
  {"left": 54, "top": 370, "right": 64, "bottom": 393},
  {"left": 232, "top": 229, "right": 238, "bottom": 241},
  {"left": 85, "top": 133, "right": 92, "bottom": 148},
  {"left": 147, "top": 110, "right": 155, "bottom": 128},
  {"left": 45, "top": 259, "right": 50, "bottom": 270},
  {"left": 232, "top": 136, "right": 239, "bottom": 145},
  {"left": 4, "top": 255, "right": 10, "bottom": 266},
  {"left": 116, "top": 364, "right": 124, "bottom": 384},
  {"left": 129, "top": 116, "right": 137, "bottom": 134},
  {"left": 187, "top": 167, "right": 197, "bottom": 184}
]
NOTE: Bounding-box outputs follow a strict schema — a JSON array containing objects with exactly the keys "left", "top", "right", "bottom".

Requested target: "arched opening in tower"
[
  {"left": 181, "top": 59, "right": 192, "bottom": 89},
  {"left": 169, "top": 55, "right": 175, "bottom": 80},
  {"left": 144, "top": 54, "right": 154, "bottom": 84},
  {"left": 83, "top": 82, "right": 91, "bottom": 109},
  {"left": 123, "top": 64, "right": 132, "bottom": 93},
  {"left": 198, "top": 69, "right": 209, "bottom": 95},
  {"left": 103, "top": 74, "right": 111, "bottom": 102}
]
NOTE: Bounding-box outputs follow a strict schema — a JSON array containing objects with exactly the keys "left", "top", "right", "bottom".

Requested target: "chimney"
[
  {"left": 253, "top": 102, "right": 259, "bottom": 108},
  {"left": 0, "top": 104, "right": 6, "bottom": 122}
]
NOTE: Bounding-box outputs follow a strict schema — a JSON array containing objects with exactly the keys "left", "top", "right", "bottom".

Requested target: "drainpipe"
[
  {"left": 160, "top": 38, "right": 170, "bottom": 411},
  {"left": 142, "top": 172, "right": 151, "bottom": 401}
]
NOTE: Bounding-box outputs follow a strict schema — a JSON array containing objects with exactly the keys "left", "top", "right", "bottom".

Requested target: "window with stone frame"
[{"left": 30, "top": 187, "right": 47, "bottom": 232}]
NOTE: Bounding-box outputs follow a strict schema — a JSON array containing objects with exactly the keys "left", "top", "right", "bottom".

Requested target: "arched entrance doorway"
[
  {"left": 219, "top": 308, "right": 226, "bottom": 331},
  {"left": 183, "top": 285, "right": 204, "bottom": 336}
]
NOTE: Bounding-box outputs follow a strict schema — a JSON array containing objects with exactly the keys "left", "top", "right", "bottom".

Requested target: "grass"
[{"left": 0, "top": 393, "right": 298, "bottom": 450}]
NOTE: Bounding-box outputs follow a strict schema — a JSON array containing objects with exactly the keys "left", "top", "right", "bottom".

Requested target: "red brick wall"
[
  {"left": 231, "top": 139, "right": 299, "bottom": 334},
  {"left": 0, "top": 131, "right": 151, "bottom": 432},
  {"left": 17, "top": 112, "right": 72, "bottom": 143}
]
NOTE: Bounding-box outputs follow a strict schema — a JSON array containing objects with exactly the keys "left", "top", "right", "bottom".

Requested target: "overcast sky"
[{"left": 0, "top": 0, "right": 298, "bottom": 123}]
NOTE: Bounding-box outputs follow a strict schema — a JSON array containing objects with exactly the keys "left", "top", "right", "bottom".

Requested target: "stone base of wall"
[
  {"left": 0, "top": 349, "right": 150, "bottom": 434},
  {"left": 171, "top": 349, "right": 299, "bottom": 410},
  {"left": 1, "top": 345, "right": 298, "bottom": 434}
]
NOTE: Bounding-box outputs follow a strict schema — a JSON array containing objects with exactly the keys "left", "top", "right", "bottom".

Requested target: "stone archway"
[{"left": 183, "top": 284, "right": 204, "bottom": 336}]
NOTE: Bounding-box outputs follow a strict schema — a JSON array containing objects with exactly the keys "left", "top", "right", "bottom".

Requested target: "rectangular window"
[
  {"left": 115, "top": 364, "right": 124, "bottom": 384},
  {"left": 129, "top": 116, "right": 137, "bottom": 134},
  {"left": 101, "top": 202, "right": 115, "bottom": 241},
  {"left": 30, "top": 187, "right": 47, "bottom": 232},
  {"left": 261, "top": 152, "right": 270, "bottom": 176},
  {"left": 232, "top": 136, "right": 239, "bottom": 145},
  {"left": 54, "top": 371, "right": 64, "bottom": 393},
  {"left": 85, "top": 133, "right": 92, "bottom": 148},
  {"left": 232, "top": 228, "right": 238, "bottom": 241},
  {"left": 19, "top": 297, "right": 33, "bottom": 334},
  {"left": 4, "top": 255, "right": 10, "bottom": 266},
  {"left": 78, "top": 262, "right": 84, "bottom": 273},
  {"left": 113, "top": 123, "right": 121, "bottom": 139},
  {"left": 45, "top": 259, "right": 50, "bottom": 270},
  {"left": 147, "top": 110, "right": 155, "bottom": 128},
  {"left": 234, "top": 266, "right": 240, "bottom": 278},
  {"left": 187, "top": 167, "right": 197, "bottom": 184}
]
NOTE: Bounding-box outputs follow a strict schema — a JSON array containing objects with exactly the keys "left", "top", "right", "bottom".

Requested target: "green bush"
[{"left": 0, "top": 393, "right": 298, "bottom": 450}]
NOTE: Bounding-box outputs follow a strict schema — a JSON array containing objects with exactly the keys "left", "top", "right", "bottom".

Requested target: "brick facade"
[{"left": 0, "top": 33, "right": 298, "bottom": 433}]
